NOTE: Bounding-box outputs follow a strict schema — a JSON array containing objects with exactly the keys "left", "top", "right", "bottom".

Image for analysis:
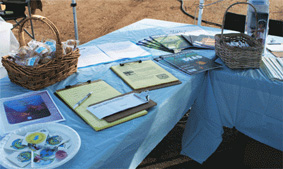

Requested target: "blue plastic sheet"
[
  {"left": 181, "top": 50, "right": 283, "bottom": 163},
  {"left": 0, "top": 19, "right": 209, "bottom": 169}
]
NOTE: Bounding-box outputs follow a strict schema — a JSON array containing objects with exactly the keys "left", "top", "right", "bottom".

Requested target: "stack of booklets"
[
  {"left": 260, "top": 57, "right": 283, "bottom": 81},
  {"left": 136, "top": 34, "right": 215, "bottom": 53},
  {"left": 154, "top": 51, "right": 222, "bottom": 75},
  {"left": 182, "top": 34, "right": 215, "bottom": 49}
]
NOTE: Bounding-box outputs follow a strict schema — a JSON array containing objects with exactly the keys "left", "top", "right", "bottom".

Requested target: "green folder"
[{"left": 55, "top": 80, "right": 147, "bottom": 131}]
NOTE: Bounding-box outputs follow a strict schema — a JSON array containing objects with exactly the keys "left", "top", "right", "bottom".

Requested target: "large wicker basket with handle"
[
  {"left": 215, "top": 2, "right": 263, "bottom": 69},
  {"left": 2, "top": 15, "right": 80, "bottom": 90}
]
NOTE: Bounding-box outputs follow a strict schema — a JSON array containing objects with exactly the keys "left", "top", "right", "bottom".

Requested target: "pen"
[{"left": 73, "top": 92, "right": 93, "bottom": 109}]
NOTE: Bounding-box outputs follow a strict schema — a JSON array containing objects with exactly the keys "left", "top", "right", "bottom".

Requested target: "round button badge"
[
  {"left": 25, "top": 132, "right": 47, "bottom": 144},
  {"left": 55, "top": 150, "right": 68, "bottom": 160}
]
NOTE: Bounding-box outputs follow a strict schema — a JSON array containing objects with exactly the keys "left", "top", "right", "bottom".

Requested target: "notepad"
[
  {"left": 55, "top": 80, "right": 148, "bottom": 131},
  {"left": 111, "top": 60, "right": 181, "bottom": 91}
]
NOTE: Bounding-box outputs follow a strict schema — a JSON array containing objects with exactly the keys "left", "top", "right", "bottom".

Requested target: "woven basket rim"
[
  {"left": 2, "top": 48, "right": 80, "bottom": 70},
  {"left": 18, "top": 15, "right": 64, "bottom": 59},
  {"left": 214, "top": 2, "right": 264, "bottom": 69},
  {"left": 1, "top": 15, "right": 81, "bottom": 90},
  {"left": 215, "top": 33, "right": 263, "bottom": 51}
]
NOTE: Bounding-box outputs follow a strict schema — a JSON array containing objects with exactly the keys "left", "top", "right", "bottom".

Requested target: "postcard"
[{"left": 0, "top": 91, "right": 65, "bottom": 135}]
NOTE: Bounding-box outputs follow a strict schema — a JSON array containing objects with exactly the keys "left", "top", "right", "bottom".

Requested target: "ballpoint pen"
[{"left": 73, "top": 92, "right": 93, "bottom": 109}]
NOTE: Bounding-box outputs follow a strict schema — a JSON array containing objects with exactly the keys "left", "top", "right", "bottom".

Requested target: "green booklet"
[
  {"left": 155, "top": 51, "right": 222, "bottom": 75},
  {"left": 136, "top": 34, "right": 214, "bottom": 53},
  {"left": 150, "top": 34, "right": 192, "bottom": 53},
  {"left": 55, "top": 80, "right": 148, "bottom": 131},
  {"left": 182, "top": 34, "right": 215, "bottom": 49}
]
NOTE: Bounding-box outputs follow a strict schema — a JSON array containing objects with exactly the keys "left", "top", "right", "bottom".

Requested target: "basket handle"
[
  {"left": 220, "top": 2, "right": 259, "bottom": 40},
  {"left": 18, "top": 15, "right": 63, "bottom": 58}
]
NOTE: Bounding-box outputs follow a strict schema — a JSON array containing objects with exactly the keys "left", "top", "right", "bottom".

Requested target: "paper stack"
[{"left": 260, "top": 57, "right": 283, "bottom": 81}]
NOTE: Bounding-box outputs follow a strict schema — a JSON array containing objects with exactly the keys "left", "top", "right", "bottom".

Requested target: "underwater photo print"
[
  {"left": 0, "top": 91, "right": 65, "bottom": 134},
  {"left": 4, "top": 94, "right": 51, "bottom": 124}
]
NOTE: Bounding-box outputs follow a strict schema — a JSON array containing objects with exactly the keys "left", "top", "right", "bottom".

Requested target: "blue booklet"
[{"left": 155, "top": 51, "right": 222, "bottom": 75}]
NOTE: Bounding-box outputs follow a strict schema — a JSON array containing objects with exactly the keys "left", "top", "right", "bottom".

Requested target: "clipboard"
[
  {"left": 111, "top": 60, "right": 182, "bottom": 92},
  {"left": 55, "top": 80, "right": 154, "bottom": 131},
  {"left": 88, "top": 91, "right": 157, "bottom": 123}
]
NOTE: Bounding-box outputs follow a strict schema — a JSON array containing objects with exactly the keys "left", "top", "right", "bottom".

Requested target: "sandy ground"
[{"left": 9, "top": 0, "right": 283, "bottom": 45}]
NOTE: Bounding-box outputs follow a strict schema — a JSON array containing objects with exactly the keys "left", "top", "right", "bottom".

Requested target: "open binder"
[
  {"left": 55, "top": 80, "right": 156, "bottom": 131},
  {"left": 111, "top": 60, "right": 181, "bottom": 92}
]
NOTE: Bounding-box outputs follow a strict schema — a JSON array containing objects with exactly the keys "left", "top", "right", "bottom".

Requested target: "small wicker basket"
[
  {"left": 215, "top": 2, "right": 263, "bottom": 69},
  {"left": 2, "top": 15, "right": 80, "bottom": 90}
]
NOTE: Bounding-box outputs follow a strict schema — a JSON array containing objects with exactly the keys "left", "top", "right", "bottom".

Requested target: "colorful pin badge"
[{"left": 4, "top": 134, "right": 27, "bottom": 151}]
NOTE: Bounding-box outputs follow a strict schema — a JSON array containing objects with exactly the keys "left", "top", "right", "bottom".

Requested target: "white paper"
[
  {"left": 261, "top": 57, "right": 283, "bottom": 81},
  {"left": 87, "top": 92, "right": 149, "bottom": 119},
  {"left": 163, "top": 26, "right": 208, "bottom": 36},
  {"left": 266, "top": 44, "right": 283, "bottom": 52},
  {"left": 78, "top": 45, "right": 113, "bottom": 67},
  {"left": 276, "top": 58, "right": 283, "bottom": 67},
  {"left": 97, "top": 41, "right": 151, "bottom": 60},
  {"left": 267, "top": 57, "right": 283, "bottom": 79}
]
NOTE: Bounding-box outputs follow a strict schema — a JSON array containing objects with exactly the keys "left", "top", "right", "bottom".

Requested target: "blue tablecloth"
[
  {"left": 0, "top": 19, "right": 212, "bottom": 169},
  {"left": 181, "top": 39, "right": 283, "bottom": 163},
  {"left": 2, "top": 18, "right": 281, "bottom": 168}
]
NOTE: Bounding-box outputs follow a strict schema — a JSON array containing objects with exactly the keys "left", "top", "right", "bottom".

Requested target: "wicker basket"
[
  {"left": 215, "top": 2, "right": 263, "bottom": 69},
  {"left": 2, "top": 15, "right": 80, "bottom": 90}
]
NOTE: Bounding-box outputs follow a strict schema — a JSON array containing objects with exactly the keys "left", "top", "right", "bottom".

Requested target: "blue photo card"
[{"left": 0, "top": 91, "right": 65, "bottom": 135}]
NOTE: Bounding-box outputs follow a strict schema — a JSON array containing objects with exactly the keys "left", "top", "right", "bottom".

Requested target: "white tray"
[{"left": 0, "top": 122, "right": 81, "bottom": 169}]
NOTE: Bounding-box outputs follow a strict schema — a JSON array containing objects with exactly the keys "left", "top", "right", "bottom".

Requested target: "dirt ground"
[{"left": 9, "top": 0, "right": 283, "bottom": 45}]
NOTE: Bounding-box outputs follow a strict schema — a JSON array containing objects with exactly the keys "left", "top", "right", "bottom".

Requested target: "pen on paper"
[{"left": 73, "top": 92, "right": 93, "bottom": 109}]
